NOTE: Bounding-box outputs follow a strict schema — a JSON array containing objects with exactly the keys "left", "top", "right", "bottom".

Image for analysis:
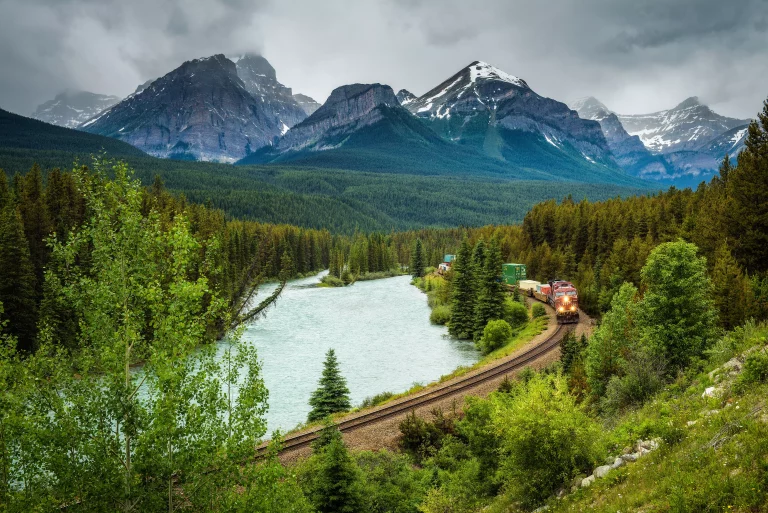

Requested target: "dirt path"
[{"left": 278, "top": 305, "right": 594, "bottom": 464}]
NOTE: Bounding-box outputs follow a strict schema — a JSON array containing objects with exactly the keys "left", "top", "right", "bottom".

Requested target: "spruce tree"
[
  {"left": 728, "top": 98, "right": 768, "bottom": 274},
  {"left": 0, "top": 202, "right": 37, "bottom": 352},
  {"left": 473, "top": 238, "right": 506, "bottom": 341},
  {"left": 411, "top": 238, "right": 425, "bottom": 278},
  {"left": 711, "top": 242, "right": 747, "bottom": 329},
  {"left": 449, "top": 238, "right": 476, "bottom": 339},
  {"left": 308, "top": 349, "right": 351, "bottom": 422},
  {"left": 310, "top": 424, "right": 363, "bottom": 513}
]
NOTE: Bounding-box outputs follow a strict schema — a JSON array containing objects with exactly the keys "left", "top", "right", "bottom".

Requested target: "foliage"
[
  {"left": 531, "top": 303, "right": 547, "bottom": 319},
  {"left": 308, "top": 348, "right": 352, "bottom": 422},
  {"left": 503, "top": 298, "right": 529, "bottom": 329},
  {"left": 449, "top": 238, "right": 476, "bottom": 339},
  {"left": 493, "top": 372, "right": 605, "bottom": 510},
  {"left": 478, "top": 319, "right": 513, "bottom": 355},
  {"left": 473, "top": 238, "right": 506, "bottom": 341},
  {"left": 320, "top": 274, "right": 346, "bottom": 287},
  {"left": 735, "top": 346, "right": 768, "bottom": 392},
  {"left": 430, "top": 304, "right": 452, "bottom": 325},
  {"left": 359, "top": 391, "right": 395, "bottom": 409},
  {"left": 398, "top": 409, "right": 455, "bottom": 463},
  {"left": 638, "top": 240, "right": 719, "bottom": 371}
]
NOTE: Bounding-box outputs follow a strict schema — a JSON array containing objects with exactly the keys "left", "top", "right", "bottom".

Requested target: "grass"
[{"left": 515, "top": 323, "right": 768, "bottom": 513}]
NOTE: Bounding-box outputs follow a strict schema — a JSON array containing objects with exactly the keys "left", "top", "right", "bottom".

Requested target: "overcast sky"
[{"left": 1, "top": 0, "right": 766, "bottom": 118}]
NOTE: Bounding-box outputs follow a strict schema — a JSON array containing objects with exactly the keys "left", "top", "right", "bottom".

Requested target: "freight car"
[{"left": 523, "top": 279, "right": 579, "bottom": 324}]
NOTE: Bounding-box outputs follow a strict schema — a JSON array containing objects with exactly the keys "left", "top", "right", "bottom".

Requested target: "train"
[{"left": 518, "top": 278, "right": 580, "bottom": 324}]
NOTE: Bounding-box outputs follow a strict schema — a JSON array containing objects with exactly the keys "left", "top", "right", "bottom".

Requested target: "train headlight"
[
  {"left": 570, "top": 306, "right": 576, "bottom": 312},
  {"left": 564, "top": 297, "right": 570, "bottom": 303},
  {"left": 557, "top": 306, "right": 565, "bottom": 313}
]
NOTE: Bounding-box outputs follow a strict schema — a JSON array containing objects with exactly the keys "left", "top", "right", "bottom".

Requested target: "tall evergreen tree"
[
  {"left": 728, "top": 99, "right": 768, "bottom": 274},
  {"left": 449, "top": 238, "right": 476, "bottom": 339},
  {"left": 308, "top": 349, "right": 351, "bottom": 422},
  {"left": 16, "top": 164, "right": 51, "bottom": 297},
  {"left": 0, "top": 203, "right": 37, "bottom": 352},
  {"left": 473, "top": 238, "right": 506, "bottom": 341},
  {"left": 411, "top": 238, "right": 425, "bottom": 278}
]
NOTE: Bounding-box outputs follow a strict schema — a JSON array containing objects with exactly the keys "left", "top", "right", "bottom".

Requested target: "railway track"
[{"left": 260, "top": 321, "right": 569, "bottom": 457}]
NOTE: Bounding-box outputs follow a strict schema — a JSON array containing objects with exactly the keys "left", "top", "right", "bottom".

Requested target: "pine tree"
[
  {"left": 0, "top": 202, "right": 38, "bottom": 352},
  {"left": 728, "top": 99, "right": 768, "bottom": 274},
  {"left": 473, "top": 238, "right": 506, "bottom": 341},
  {"left": 411, "top": 239, "right": 425, "bottom": 278},
  {"left": 308, "top": 349, "right": 351, "bottom": 422},
  {"left": 310, "top": 424, "right": 363, "bottom": 513},
  {"left": 711, "top": 242, "right": 747, "bottom": 329},
  {"left": 449, "top": 238, "right": 476, "bottom": 339}
]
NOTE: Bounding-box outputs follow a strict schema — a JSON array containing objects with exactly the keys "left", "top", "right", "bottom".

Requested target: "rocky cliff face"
[
  {"left": 407, "top": 61, "right": 616, "bottom": 167},
  {"left": 32, "top": 91, "right": 120, "bottom": 128},
  {"left": 617, "top": 97, "right": 749, "bottom": 154},
  {"left": 293, "top": 93, "right": 321, "bottom": 115},
  {"left": 234, "top": 54, "right": 307, "bottom": 131},
  {"left": 275, "top": 83, "right": 400, "bottom": 151},
  {"left": 80, "top": 54, "right": 281, "bottom": 162},
  {"left": 571, "top": 97, "right": 670, "bottom": 179},
  {"left": 396, "top": 89, "right": 416, "bottom": 106}
]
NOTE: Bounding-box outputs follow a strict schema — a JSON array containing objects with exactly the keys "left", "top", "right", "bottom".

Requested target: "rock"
[
  {"left": 621, "top": 453, "right": 638, "bottom": 462},
  {"left": 639, "top": 440, "right": 652, "bottom": 450},
  {"left": 594, "top": 465, "right": 612, "bottom": 479},
  {"left": 581, "top": 475, "right": 595, "bottom": 487},
  {"left": 556, "top": 487, "right": 567, "bottom": 499},
  {"left": 570, "top": 476, "right": 585, "bottom": 488},
  {"left": 611, "top": 457, "right": 625, "bottom": 469},
  {"left": 570, "top": 485, "right": 579, "bottom": 493},
  {"left": 701, "top": 409, "right": 720, "bottom": 417},
  {"left": 648, "top": 439, "right": 660, "bottom": 450},
  {"left": 702, "top": 386, "right": 721, "bottom": 398},
  {"left": 533, "top": 506, "right": 549, "bottom": 512},
  {"left": 622, "top": 445, "right": 632, "bottom": 455},
  {"left": 686, "top": 420, "right": 698, "bottom": 427}
]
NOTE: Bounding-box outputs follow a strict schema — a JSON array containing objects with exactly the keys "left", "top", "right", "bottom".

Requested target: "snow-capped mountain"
[
  {"left": 405, "top": 61, "right": 626, "bottom": 182},
  {"left": 293, "top": 93, "right": 321, "bottom": 116},
  {"left": 617, "top": 97, "right": 749, "bottom": 154},
  {"left": 396, "top": 89, "right": 416, "bottom": 106},
  {"left": 32, "top": 91, "right": 120, "bottom": 129},
  {"left": 700, "top": 124, "right": 750, "bottom": 160},
  {"left": 571, "top": 97, "right": 670, "bottom": 180},
  {"left": 81, "top": 54, "right": 283, "bottom": 162},
  {"left": 234, "top": 53, "right": 307, "bottom": 131}
]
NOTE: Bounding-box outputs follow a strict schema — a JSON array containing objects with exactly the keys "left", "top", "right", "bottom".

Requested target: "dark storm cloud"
[{"left": 0, "top": 0, "right": 766, "bottom": 118}]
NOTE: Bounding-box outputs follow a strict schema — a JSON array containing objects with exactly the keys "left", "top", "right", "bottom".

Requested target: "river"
[{"left": 223, "top": 272, "right": 479, "bottom": 433}]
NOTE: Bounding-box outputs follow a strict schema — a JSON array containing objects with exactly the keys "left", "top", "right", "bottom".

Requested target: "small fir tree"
[
  {"left": 411, "top": 239, "right": 425, "bottom": 278},
  {"left": 308, "top": 349, "right": 351, "bottom": 422}
]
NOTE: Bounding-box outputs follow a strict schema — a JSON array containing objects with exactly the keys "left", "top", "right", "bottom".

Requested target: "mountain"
[
  {"left": 80, "top": 54, "right": 283, "bottom": 162},
  {"left": 293, "top": 93, "right": 321, "bottom": 116},
  {"left": 617, "top": 97, "right": 750, "bottom": 154},
  {"left": 571, "top": 97, "right": 671, "bottom": 180},
  {"left": 0, "top": 107, "right": 145, "bottom": 156},
  {"left": 396, "top": 89, "right": 416, "bottom": 106},
  {"left": 405, "top": 61, "right": 630, "bottom": 183},
  {"left": 234, "top": 54, "right": 307, "bottom": 131},
  {"left": 133, "top": 79, "right": 155, "bottom": 95},
  {"left": 32, "top": 91, "right": 120, "bottom": 129},
  {"left": 698, "top": 123, "right": 749, "bottom": 160}
]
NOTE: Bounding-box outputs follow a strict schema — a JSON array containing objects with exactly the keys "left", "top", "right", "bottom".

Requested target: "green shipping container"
[{"left": 502, "top": 263, "right": 527, "bottom": 285}]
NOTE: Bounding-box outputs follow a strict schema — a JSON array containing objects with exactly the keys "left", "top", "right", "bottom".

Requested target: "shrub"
[
  {"left": 736, "top": 347, "right": 768, "bottom": 393},
  {"left": 430, "top": 305, "right": 451, "bottom": 325},
  {"left": 398, "top": 409, "right": 454, "bottom": 462},
  {"left": 531, "top": 303, "right": 547, "bottom": 319},
  {"left": 320, "top": 275, "right": 345, "bottom": 287},
  {"left": 503, "top": 298, "right": 528, "bottom": 329},
  {"left": 477, "top": 319, "right": 513, "bottom": 355},
  {"left": 359, "top": 391, "right": 395, "bottom": 409},
  {"left": 492, "top": 373, "right": 605, "bottom": 509},
  {"left": 601, "top": 348, "right": 666, "bottom": 414}
]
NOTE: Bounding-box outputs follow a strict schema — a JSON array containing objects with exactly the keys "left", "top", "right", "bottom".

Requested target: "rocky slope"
[
  {"left": 396, "top": 89, "right": 416, "bottom": 107},
  {"left": 32, "top": 91, "right": 120, "bottom": 129},
  {"left": 234, "top": 54, "right": 308, "bottom": 131},
  {"left": 617, "top": 97, "right": 749, "bottom": 154},
  {"left": 293, "top": 93, "right": 321, "bottom": 116},
  {"left": 80, "top": 54, "right": 282, "bottom": 162},
  {"left": 571, "top": 97, "right": 671, "bottom": 180},
  {"left": 405, "top": 61, "right": 626, "bottom": 182}
]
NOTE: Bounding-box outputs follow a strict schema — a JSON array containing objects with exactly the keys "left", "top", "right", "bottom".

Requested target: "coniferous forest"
[{"left": 1, "top": 90, "right": 768, "bottom": 512}]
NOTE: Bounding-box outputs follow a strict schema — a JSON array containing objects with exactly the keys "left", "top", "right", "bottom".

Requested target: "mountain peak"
[
  {"left": 675, "top": 96, "right": 701, "bottom": 110},
  {"left": 322, "top": 83, "right": 398, "bottom": 110},
  {"left": 466, "top": 61, "right": 528, "bottom": 88},
  {"left": 233, "top": 53, "right": 277, "bottom": 81},
  {"left": 570, "top": 97, "right": 612, "bottom": 120},
  {"left": 396, "top": 89, "right": 416, "bottom": 106}
]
